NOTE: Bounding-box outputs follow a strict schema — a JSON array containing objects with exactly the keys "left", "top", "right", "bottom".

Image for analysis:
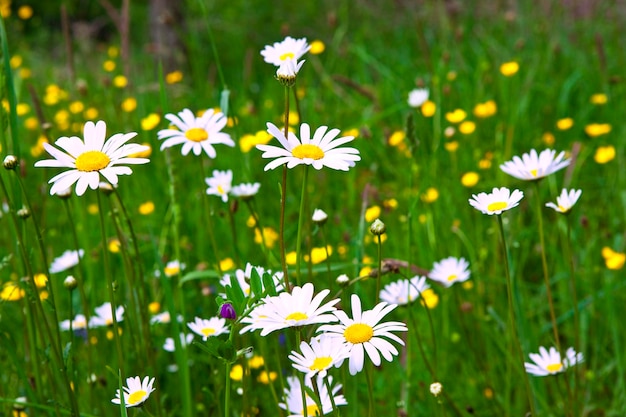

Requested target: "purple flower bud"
[{"left": 220, "top": 303, "right": 236, "bottom": 320}]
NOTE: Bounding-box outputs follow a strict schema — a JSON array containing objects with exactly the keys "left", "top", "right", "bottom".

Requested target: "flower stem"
[
  {"left": 279, "top": 85, "right": 291, "bottom": 292},
  {"left": 564, "top": 217, "right": 581, "bottom": 417},
  {"left": 295, "top": 166, "right": 309, "bottom": 286},
  {"left": 365, "top": 362, "right": 375, "bottom": 417},
  {"left": 376, "top": 234, "right": 382, "bottom": 303}
]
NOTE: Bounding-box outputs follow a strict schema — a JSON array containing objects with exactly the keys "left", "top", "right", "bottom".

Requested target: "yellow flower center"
[
  {"left": 292, "top": 144, "right": 324, "bottom": 160},
  {"left": 279, "top": 52, "right": 295, "bottom": 61},
  {"left": 546, "top": 363, "right": 563, "bottom": 373},
  {"left": 185, "top": 127, "right": 208, "bottom": 142},
  {"left": 447, "top": 274, "right": 457, "bottom": 282},
  {"left": 285, "top": 312, "right": 308, "bottom": 322},
  {"left": 201, "top": 328, "right": 216, "bottom": 337},
  {"left": 75, "top": 150, "right": 110, "bottom": 172},
  {"left": 558, "top": 205, "right": 568, "bottom": 212},
  {"left": 487, "top": 201, "right": 507, "bottom": 212},
  {"left": 164, "top": 266, "right": 180, "bottom": 276},
  {"left": 217, "top": 185, "right": 226, "bottom": 195},
  {"left": 127, "top": 389, "right": 147, "bottom": 405},
  {"left": 302, "top": 404, "right": 319, "bottom": 416},
  {"left": 309, "top": 356, "right": 333, "bottom": 371},
  {"left": 344, "top": 323, "right": 374, "bottom": 344},
  {"left": 530, "top": 169, "right": 538, "bottom": 177}
]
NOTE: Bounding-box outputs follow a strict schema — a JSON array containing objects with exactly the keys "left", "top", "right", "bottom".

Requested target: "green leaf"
[{"left": 179, "top": 269, "right": 221, "bottom": 286}]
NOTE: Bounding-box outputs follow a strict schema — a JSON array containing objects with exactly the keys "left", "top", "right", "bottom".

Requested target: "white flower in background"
[
  {"left": 500, "top": 149, "right": 570, "bottom": 181},
  {"left": 261, "top": 36, "right": 310, "bottom": 66},
  {"left": 469, "top": 187, "right": 524, "bottom": 215},
  {"left": 59, "top": 314, "right": 88, "bottom": 331},
  {"left": 163, "top": 333, "right": 194, "bottom": 352},
  {"left": 111, "top": 376, "right": 156, "bottom": 407},
  {"left": 312, "top": 208, "right": 328, "bottom": 224},
  {"left": 205, "top": 169, "right": 233, "bottom": 203},
  {"left": 279, "top": 375, "right": 347, "bottom": 417},
  {"left": 289, "top": 334, "right": 350, "bottom": 382},
  {"left": 545, "top": 188, "right": 582, "bottom": 214},
  {"left": 408, "top": 88, "right": 429, "bottom": 108},
  {"left": 34, "top": 121, "right": 150, "bottom": 196},
  {"left": 163, "top": 260, "right": 185, "bottom": 278},
  {"left": 50, "top": 249, "right": 84, "bottom": 273},
  {"left": 231, "top": 182, "right": 261, "bottom": 199},
  {"left": 525, "top": 346, "right": 583, "bottom": 376},
  {"left": 428, "top": 257, "right": 471, "bottom": 288},
  {"left": 186, "top": 316, "right": 229, "bottom": 341},
  {"left": 430, "top": 382, "right": 443, "bottom": 397},
  {"left": 220, "top": 262, "right": 284, "bottom": 298},
  {"left": 89, "top": 302, "right": 125, "bottom": 328},
  {"left": 379, "top": 275, "right": 430, "bottom": 305}
]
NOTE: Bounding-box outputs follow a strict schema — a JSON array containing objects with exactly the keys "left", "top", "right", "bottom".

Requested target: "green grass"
[{"left": 1, "top": 1, "right": 625, "bottom": 416}]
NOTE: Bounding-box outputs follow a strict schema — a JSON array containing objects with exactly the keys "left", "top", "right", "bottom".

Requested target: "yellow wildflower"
[
  {"left": 148, "top": 301, "right": 161, "bottom": 314},
  {"left": 388, "top": 130, "right": 405, "bottom": 146},
  {"left": 141, "top": 113, "right": 161, "bottom": 130},
  {"left": 239, "top": 130, "right": 273, "bottom": 153},
  {"left": 113, "top": 75, "right": 128, "bottom": 88},
  {"left": 444, "top": 141, "right": 459, "bottom": 152},
  {"left": 585, "top": 123, "right": 611, "bottom": 137},
  {"left": 139, "top": 201, "right": 155, "bottom": 215},
  {"left": 286, "top": 251, "right": 297, "bottom": 265},
  {"left": 594, "top": 146, "right": 615, "bottom": 164},
  {"left": 257, "top": 371, "right": 277, "bottom": 384},
  {"left": 230, "top": 364, "right": 243, "bottom": 381},
  {"left": 84, "top": 107, "right": 99, "bottom": 119},
  {"left": 556, "top": 118, "right": 573, "bottom": 130},
  {"left": 108, "top": 239, "right": 121, "bottom": 253},
  {"left": 103, "top": 60, "right": 116, "bottom": 72},
  {"left": 421, "top": 100, "right": 436, "bottom": 117},
  {"left": 421, "top": 187, "right": 439, "bottom": 203},
  {"left": 590, "top": 94, "right": 607, "bottom": 105},
  {"left": 219, "top": 258, "right": 235, "bottom": 271},
  {"left": 542, "top": 132, "right": 555, "bottom": 146},
  {"left": 365, "top": 205, "right": 381, "bottom": 222},
  {"left": 500, "top": 61, "right": 519, "bottom": 76},
  {"left": 310, "top": 40, "right": 325, "bottom": 55},
  {"left": 473, "top": 100, "right": 497, "bottom": 118},
  {"left": 1, "top": 282, "right": 24, "bottom": 301},
  {"left": 165, "top": 70, "right": 183, "bottom": 84},
  {"left": 420, "top": 288, "right": 439, "bottom": 308},
  {"left": 248, "top": 355, "right": 265, "bottom": 369},
  {"left": 461, "top": 172, "right": 479, "bottom": 187},
  {"left": 459, "top": 121, "right": 476, "bottom": 134},
  {"left": 121, "top": 97, "right": 137, "bottom": 112},
  {"left": 445, "top": 109, "right": 466, "bottom": 124},
  {"left": 254, "top": 227, "right": 278, "bottom": 248},
  {"left": 69, "top": 101, "right": 84, "bottom": 114}
]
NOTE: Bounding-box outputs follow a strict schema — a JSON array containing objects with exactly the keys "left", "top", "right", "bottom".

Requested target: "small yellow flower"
[
  {"left": 287, "top": 110, "right": 299, "bottom": 126},
  {"left": 444, "top": 141, "right": 459, "bottom": 152},
  {"left": 248, "top": 355, "right": 265, "bottom": 369},
  {"left": 445, "top": 109, "right": 467, "bottom": 124},
  {"left": 17, "top": 5, "right": 33, "bottom": 19},
  {"left": 24, "top": 116, "right": 38, "bottom": 130},
  {"left": 113, "top": 75, "right": 128, "bottom": 88},
  {"left": 239, "top": 130, "right": 273, "bottom": 153},
  {"left": 254, "top": 227, "right": 278, "bottom": 248},
  {"left": 33, "top": 273, "right": 48, "bottom": 288},
  {"left": 310, "top": 40, "right": 325, "bottom": 55},
  {"left": 141, "top": 113, "right": 161, "bottom": 131},
  {"left": 542, "top": 132, "right": 555, "bottom": 146},
  {"left": 590, "top": 93, "right": 608, "bottom": 105},
  {"left": 286, "top": 251, "right": 297, "bottom": 265},
  {"left": 461, "top": 172, "right": 479, "bottom": 187},
  {"left": 309, "top": 246, "right": 332, "bottom": 264},
  {"left": 388, "top": 130, "right": 405, "bottom": 146},
  {"left": 88, "top": 204, "right": 99, "bottom": 215},
  {"left": 139, "top": 201, "right": 155, "bottom": 215},
  {"left": 359, "top": 266, "right": 372, "bottom": 277},
  {"left": 585, "top": 123, "right": 611, "bottom": 137},
  {"left": 343, "top": 128, "right": 359, "bottom": 138},
  {"left": 15, "top": 103, "right": 30, "bottom": 116},
  {"left": 383, "top": 198, "right": 398, "bottom": 210},
  {"left": 246, "top": 215, "right": 256, "bottom": 228},
  {"left": 418, "top": 214, "right": 427, "bottom": 224},
  {"left": 19, "top": 68, "right": 31, "bottom": 79},
  {"left": 165, "top": 70, "right": 183, "bottom": 84},
  {"left": 421, "top": 100, "right": 436, "bottom": 117},
  {"left": 108, "top": 46, "right": 119, "bottom": 58},
  {"left": 230, "top": 364, "right": 243, "bottom": 381},
  {"left": 108, "top": 238, "right": 121, "bottom": 253},
  {"left": 148, "top": 301, "right": 161, "bottom": 314},
  {"left": 129, "top": 143, "right": 152, "bottom": 158},
  {"left": 602, "top": 247, "right": 625, "bottom": 270},
  {"left": 30, "top": 136, "right": 49, "bottom": 157},
  {"left": 500, "top": 61, "right": 519, "bottom": 76},
  {"left": 219, "top": 257, "right": 235, "bottom": 271},
  {"left": 103, "top": 60, "right": 116, "bottom": 72},
  {"left": 10, "top": 55, "right": 22, "bottom": 69},
  {"left": 84, "top": 107, "right": 99, "bottom": 119},
  {"left": 421, "top": 187, "right": 439, "bottom": 203},
  {"left": 1, "top": 282, "right": 24, "bottom": 301},
  {"left": 556, "top": 118, "right": 574, "bottom": 131},
  {"left": 462, "top": 280, "right": 474, "bottom": 290},
  {"left": 459, "top": 121, "right": 476, "bottom": 134},
  {"left": 420, "top": 288, "right": 439, "bottom": 308},
  {"left": 473, "top": 100, "right": 497, "bottom": 118},
  {"left": 447, "top": 71, "right": 457, "bottom": 81},
  {"left": 257, "top": 371, "right": 277, "bottom": 384},
  {"left": 69, "top": 101, "right": 85, "bottom": 114},
  {"left": 594, "top": 146, "right": 615, "bottom": 164},
  {"left": 365, "top": 205, "right": 381, "bottom": 222},
  {"left": 121, "top": 97, "right": 137, "bottom": 112}
]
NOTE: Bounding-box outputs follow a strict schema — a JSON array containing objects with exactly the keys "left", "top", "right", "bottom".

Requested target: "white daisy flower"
[
  {"left": 231, "top": 182, "right": 261, "bottom": 199},
  {"left": 220, "top": 262, "right": 284, "bottom": 298},
  {"left": 276, "top": 59, "right": 306, "bottom": 79},
  {"left": 239, "top": 283, "right": 339, "bottom": 336},
  {"left": 545, "top": 188, "right": 582, "bottom": 214},
  {"left": 34, "top": 121, "right": 149, "bottom": 196},
  {"left": 312, "top": 208, "right": 328, "bottom": 224},
  {"left": 89, "top": 302, "right": 125, "bottom": 328},
  {"left": 163, "top": 260, "right": 185, "bottom": 277},
  {"left": 59, "top": 314, "right": 88, "bottom": 331},
  {"left": 157, "top": 108, "right": 235, "bottom": 158},
  {"left": 205, "top": 169, "right": 233, "bottom": 203},
  {"left": 428, "top": 257, "right": 470, "bottom": 288},
  {"left": 525, "top": 346, "right": 583, "bottom": 376},
  {"left": 379, "top": 275, "right": 430, "bottom": 305},
  {"left": 49, "top": 249, "right": 84, "bottom": 273},
  {"left": 186, "top": 316, "right": 229, "bottom": 341},
  {"left": 407, "top": 88, "right": 429, "bottom": 108},
  {"left": 289, "top": 334, "right": 350, "bottom": 382},
  {"left": 279, "top": 375, "right": 347, "bottom": 417},
  {"left": 469, "top": 187, "right": 524, "bottom": 215},
  {"left": 318, "top": 294, "right": 408, "bottom": 375},
  {"left": 500, "top": 148, "right": 570, "bottom": 181},
  {"left": 256, "top": 122, "right": 361, "bottom": 171},
  {"left": 111, "top": 376, "right": 156, "bottom": 407},
  {"left": 150, "top": 311, "right": 181, "bottom": 324},
  {"left": 261, "top": 36, "right": 310, "bottom": 67},
  {"left": 163, "top": 333, "right": 194, "bottom": 352}
]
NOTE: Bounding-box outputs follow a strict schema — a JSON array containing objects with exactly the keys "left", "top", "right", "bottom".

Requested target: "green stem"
[
  {"left": 279, "top": 85, "right": 291, "bottom": 291},
  {"left": 365, "top": 362, "right": 375, "bottom": 417},
  {"left": 324, "top": 377, "right": 340, "bottom": 417},
  {"left": 224, "top": 329, "right": 235, "bottom": 417},
  {"left": 376, "top": 234, "right": 382, "bottom": 303},
  {"left": 295, "top": 166, "right": 309, "bottom": 286},
  {"left": 565, "top": 217, "right": 581, "bottom": 417}
]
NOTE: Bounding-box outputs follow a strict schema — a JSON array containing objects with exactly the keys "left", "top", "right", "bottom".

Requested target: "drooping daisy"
[
  {"left": 525, "top": 346, "right": 583, "bottom": 376},
  {"left": 60, "top": 314, "right": 88, "bottom": 331},
  {"left": 318, "top": 294, "right": 408, "bottom": 375},
  {"left": 34, "top": 121, "right": 149, "bottom": 196},
  {"left": 469, "top": 187, "right": 524, "bottom": 215},
  {"left": 256, "top": 122, "right": 361, "bottom": 171},
  {"left": 111, "top": 376, "right": 156, "bottom": 407},
  {"left": 89, "top": 302, "right": 125, "bottom": 328},
  {"left": 231, "top": 182, "right": 261, "bottom": 199},
  {"left": 260, "top": 36, "right": 310, "bottom": 67},
  {"left": 379, "top": 275, "right": 430, "bottom": 305},
  {"left": 163, "top": 333, "right": 194, "bottom": 352},
  {"left": 500, "top": 149, "right": 570, "bottom": 181},
  {"left": 407, "top": 88, "right": 429, "bottom": 108},
  {"left": 289, "top": 334, "right": 350, "bottom": 382},
  {"left": 186, "top": 316, "right": 229, "bottom": 341},
  {"left": 428, "top": 257, "right": 470, "bottom": 288},
  {"left": 157, "top": 108, "right": 235, "bottom": 158},
  {"left": 279, "top": 375, "right": 347, "bottom": 417},
  {"left": 49, "top": 249, "right": 84, "bottom": 274},
  {"left": 239, "top": 283, "right": 339, "bottom": 336},
  {"left": 545, "top": 188, "right": 582, "bottom": 214},
  {"left": 205, "top": 169, "right": 232, "bottom": 203}
]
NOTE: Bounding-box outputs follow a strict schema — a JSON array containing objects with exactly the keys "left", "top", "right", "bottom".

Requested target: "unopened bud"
[
  {"left": 219, "top": 302, "right": 237, "bottom": 320},
  {"left": 430, "top": 382, "right": 443, "bottom": 397},
  {"left": 312, "top": 208, "right": 328, "bottom": 225},
  {"left": 336, "top": 274, "right": 350, "bottom": 286},
  {"left": 370, "top": 218, "right": 386, "bottom": 236},
  {"left": 3, "top": 155, "right": 18, "bottom": 170},
  {"left": 64, "top": 275, "right": 78, "bottom": 290},
  {"left": 17, "top": 207, "right": 30, "bottom": 219}
]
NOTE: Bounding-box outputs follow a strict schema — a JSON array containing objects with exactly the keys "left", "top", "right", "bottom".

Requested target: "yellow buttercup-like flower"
[
  {"left": 585, "top": 123, "right": 611, "bottom": 137},
  {"left": 594, "top": 146, "right": 615, "bottom": 164},
  {"left": 473, "top": 100, "right": 497, "bottom": 118},
  {"left": 421, "top": 100, "right": 436, "bottom": 117},
  {"left": 500, "top": 61, "right": 519, "bottom": 76},
  {"left": 445, "top": 109, "right": 467, "bottom": 124},
  {"left": 556, "top": 118, "right": 574, "bottom": 131}
]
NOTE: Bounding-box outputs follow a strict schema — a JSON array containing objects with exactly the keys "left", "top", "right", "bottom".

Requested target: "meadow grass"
[{"left": 1, "top": 1, "right": 625, "bottom": 416}]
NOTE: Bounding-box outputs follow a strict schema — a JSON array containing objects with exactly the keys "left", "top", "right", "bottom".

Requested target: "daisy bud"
[
  {"left": 17, "top": 207, "right": 30, "bottom": 219},
  {"left": 430, "top": 382, "right": 443, "bottom": 397},
  {"left": 13, "top": 397, "right": 27, "bottom": 411},
  {"left": 219, "top": 302, "right": 237, "bottom": 320},
  {"left": 275, "top": 59, "right": 305, "bottom": 87},
  {"left": 3, "top": 155, "right": 18, "bottom": 170},
  {"left": 98, "top": 182, "right": 114, "bottom": 195},
  {"left": 312, "top": 208, "right": 328, "bottom": 225},
  {"left": 370, "top": 218, "right": 386, "bottom": 236},
  {"left": 64, "top": 275, "right": 78, "bottom": 290},
  {"left": 56, "top": 187, "right": 73, "bottom": 200},
  {"left": 336, "top": 274, "right": 350, "bottom": 286}
]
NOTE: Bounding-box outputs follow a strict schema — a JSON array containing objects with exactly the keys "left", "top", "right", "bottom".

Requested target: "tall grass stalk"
[{"left": 295, "top": 166, "right": 309, "bottom": 285}]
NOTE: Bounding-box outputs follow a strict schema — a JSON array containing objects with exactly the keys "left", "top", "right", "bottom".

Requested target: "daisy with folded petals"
[
  {"left": 500, "top": 149, "right": 570, "bottom": 181},
  {"left": 111, "top": 376, "right": 155, "bottom": 407},
  {"left": 34, "top": 121, "right": 149, "bottom": 196},
  {"left": 429, "top": 257, "right": 471, "bottom": 288},
  {"left": 279, "top": 375, "right": 347, "bottom": 417},
  {"left": 277, "top": 59, "right": 305, "bottom": 79},
  {"left": 289, "top": 334, "right": 350, "bottom": 382},
  {"left": 205, "top": 169, "right": 232, "bottom": 203},
  {"left": 261, "top": 36, "right": 310, "bottom": 67},
  {"left": 525, "top": 346, "right": 583, "bottom": 376},
  {"left": 469, "top": 187, "right": 524, "bottom": 215},
  {"left": 239, "top": 283, "right": 339, "bottom": 336},
  {"left": 158, "top": 108, "right": 234, "bottom": 158},
  {"left": 231, "top": 182, "right": 261, "bottom": 199},
  {"left": 318, "top": 294, "right": 408, "bottom": 375},
  {"left": 545, "top": 189, "right": 582, "bottom": 214},
  {"left": 257, "top": 122, "right": 360, "bottom": 171},
  {"left": 89, "top": 302, "right": 125, "bottom": 328},
  {"left": 187, "top": 316, "right": 229, "bottom": 341},
  {"left": 379, "top": 275, "right": 430, "bottom": 305}
]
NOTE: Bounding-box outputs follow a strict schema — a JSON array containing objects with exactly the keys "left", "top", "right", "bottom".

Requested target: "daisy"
[
  {"left": 231, "top": 182, "right": 261, "bottom": 199},
  {"left": 312, "top": 208, "right": 328, "bottom": 224},
  {"left": 545, "top": 188, "right": 582, "bottom": 214},
  {"left": 276, "top": 59, "right": 306, "bottom": 79},
  {"left": 111, "top": 376, "right": 155, "bottom": 407},
  {"left": 88, "top": 302, "right": 125, "bottom": 328},
  {"left": 428, "top": 257, "right": 470, "bottom": 288},
  {"left": 60, "top": 314, "right": 88, "bottom": 331},
  {"left": 49, "top": 249, "right": 84, "bottom": 274},
  {"left": 239, "top": 283, "right": 339, "bottom": 336},
  {"left": 279, "top": 375, "right": 347, "bottom": 417},
  {"left": 163, "top": 260, "right": 184, "bottom": 277},
  {"left": 500, "top": 149, "right": 570, "bottom": 181},
  {"left": 525, "top": 346, "right": 584, "bottom": 376},
  {"left": 34, "top": 121, "right": 149, "bottom": 196},
  {"left": 407, "top": 88, "right": 429, "bottom": 108},
  {"left": 186, "top": 316, "right": 229, "bottom": 341},
  {"left": 163, "top": 333, "right": 194, "bottom": 352},
  {"left": 469, "top": 187, "right": 524, "bottom": 215},
  {"left": 260, "top": 36, "right": 310, "bottom": 67},
  {"left": 289, "top": 334, "right": 350, "bottom": 382},
  {"left": 157, "top": 108, "right": 235, "bottom": 158},
  {"left": 205, "top": 169, "right": 233, "bottom": 203},
  {"left": 257, "top": 122, "right": 360, "bottom": 171},
  {"left": 379, "top": 275, "right": 430, "bottom": 305},
  {"left": 318, "top": 294, "right": 408, "bottom": 375},
  {"left": 220, "top": 262, "right": 284, "bottom": 298}
]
